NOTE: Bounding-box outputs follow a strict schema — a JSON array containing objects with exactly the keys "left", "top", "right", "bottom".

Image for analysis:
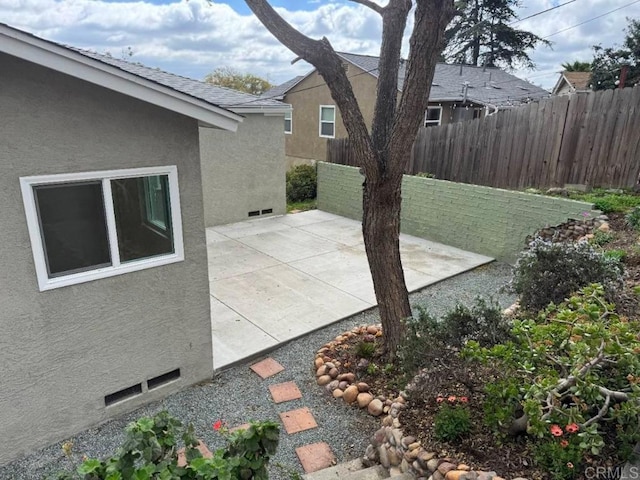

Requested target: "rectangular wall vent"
[
  {"left": 261, "top": 208, "right": 273, "bottom": 215},
  {"left": 147, "top": 369, "right": 181, "bottom": 390},
  {"left": 248, "top": 210, "right": 260, "bottom": 217},
  {"left": 105, "top": 383, "right": 142, "bottom": 407}
]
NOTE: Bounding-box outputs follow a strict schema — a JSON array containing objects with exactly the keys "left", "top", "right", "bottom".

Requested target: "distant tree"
[
  {"left": 591, "top": 18, "right": 640, "bottom": 90},
  {"left": 444, "top": 0, "right": 550, "bottom": 69},
  {"left": 561, "top": 60, "right": 591, "bottom": 72},
  {"left": 204, "top": 67, "right": 273, "bottom": 95}
]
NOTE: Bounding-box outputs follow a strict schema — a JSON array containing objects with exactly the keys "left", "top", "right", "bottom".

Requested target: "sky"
[{"left": 2, "top": 0, "right": 640, "bottom": 92}]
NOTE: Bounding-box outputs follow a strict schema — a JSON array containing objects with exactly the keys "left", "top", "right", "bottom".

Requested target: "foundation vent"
[
  {"left": 147, "top": 369, "right": 181, "bottom": 390},
  {"left": 105, "top": 383, "right": 142, "bottom": 407},
  {"left": 261, "top": 208, "right": 273, "bottom": 215},
  {"left": 248, "top": 210, "right": 260, "bottom": 217}
]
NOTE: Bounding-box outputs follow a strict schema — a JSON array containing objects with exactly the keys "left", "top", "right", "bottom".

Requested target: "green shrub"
[
  {"left": 626, "top": 206, "right": 640, "bottom": 230},
  {"left": 355, "top": 341, "right": 376, "bottom": 358},
  {"left": 510, "top": 238, "right": 623, "bottom": 312},
  {"left": 604, "top": 248, "right": 627, "bottom": 263},
  {"left": 569, "top": 190, "right": 640, "bottom": 213},
  {"left": 434, "top": 403, "right": 472, "bottom": 442},
  {"left": 463, "top": 284, "right": 640, "bottom": 479},
  {"left": 286, "top": 165, "right": 317, "bottom": 203},
  {"left": 397, "top": 298, "right": 510, "bottom": 378},
  {"left": 590, "top": 229, "right": 615, "bottom": 246},
  {"left": 55, "top": 411, "right": 279, "bottom": 480}
]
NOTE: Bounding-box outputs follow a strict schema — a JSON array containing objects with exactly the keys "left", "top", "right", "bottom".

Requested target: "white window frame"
[
  {"left": 424, "top": 106, "right": 442, "bottom": 127},
  {"left": 20, "top": 166, "right": 184, "bottom": 292},
  {"left": 319, "top": 105, "right": 336, "bottom": 138},
  {"left": 284, "top": 110, "right": 292, "bottom": 134}
]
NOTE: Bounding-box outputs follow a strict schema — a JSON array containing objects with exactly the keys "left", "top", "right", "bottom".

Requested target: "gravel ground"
[{"left": 0, "top": 262, "right": 515, "bottom": 480}]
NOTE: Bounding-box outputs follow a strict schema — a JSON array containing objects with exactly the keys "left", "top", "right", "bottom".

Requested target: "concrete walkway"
[{"left": 207, "top": 210, "right": 493, "bottom": 370}]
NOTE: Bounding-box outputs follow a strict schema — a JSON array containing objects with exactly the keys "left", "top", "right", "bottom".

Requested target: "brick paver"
[
  {"left": 268, "top": 381, "right": 303, "bottom": 403},
  {"left": 279, "top": 407, "right": 318, "bottom": 434},
  {"left": 249, "top": 357, "right": 285, "bottom": 379},
  {"left": 295, "top": 442, "right": 335, "bottom": 473},
  {"left": 177, "top": 440, "right": 213, "bottom": 467}
]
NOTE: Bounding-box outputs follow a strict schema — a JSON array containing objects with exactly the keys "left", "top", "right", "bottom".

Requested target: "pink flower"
[
  {"left": 436, "top": 396, "right": 444, "bottom": 403},
  {"left": 459, "top": 396, "right": 469, "bottom": 403},
  {"left": 565, "top": 423, "right": 579, "bottom": 434},
  {"left": 550, "top": 424, "right": 564, "bottom": 437},
  {"left": 447, "top": 395, "right": 457, "bottom": 403},
  {"left": 213, "top": 420, "right": 223, "bottom": 431},
  {"left": 560, "top": 439, "right": 569, "bottom": 448}
]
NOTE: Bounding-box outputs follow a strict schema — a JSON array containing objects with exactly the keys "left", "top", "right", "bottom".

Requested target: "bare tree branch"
[
  {"left": 244, "top": 0, "right": 375, "bottom": 177},
  {"left": 349, "top": 0, "right": 384, "bottom": 14},
  {"left": 390, "top": 0, "right": 455, "bottom": 178}
]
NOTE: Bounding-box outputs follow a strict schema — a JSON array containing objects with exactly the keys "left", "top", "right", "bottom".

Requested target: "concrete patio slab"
[{"left": 208, "top": 211, "right": 493, "bottom": 370}]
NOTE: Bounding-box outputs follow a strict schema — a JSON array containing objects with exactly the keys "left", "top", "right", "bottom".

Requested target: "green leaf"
[{"left": 77, "top": 459, "right": 102, "bottom": 474}]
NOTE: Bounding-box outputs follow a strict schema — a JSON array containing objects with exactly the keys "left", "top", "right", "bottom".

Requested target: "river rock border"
[{"left": 314, "top": 325, "right": 529, "bottom": 480}]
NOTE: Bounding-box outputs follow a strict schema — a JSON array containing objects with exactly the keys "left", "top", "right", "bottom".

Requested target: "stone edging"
[{"left": 314, "top": 325, "right": 530, "bottom": 480}]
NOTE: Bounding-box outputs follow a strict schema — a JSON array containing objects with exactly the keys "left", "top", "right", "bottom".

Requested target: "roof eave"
[{"left": 1, "top": 25, "right": 242, "bottom": 131}]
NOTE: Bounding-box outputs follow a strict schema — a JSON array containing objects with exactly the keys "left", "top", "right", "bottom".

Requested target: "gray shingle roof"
[
  {"left": 271, "top": 52, "right": 550, "bottom": 108},
  {"left": 262, "top": 75, "right": 305, "bottom": 100},
  {"left": 73, "top": 49, "right": 286, "bottom": 110}
]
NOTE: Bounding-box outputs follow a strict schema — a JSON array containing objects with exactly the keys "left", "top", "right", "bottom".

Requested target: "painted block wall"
[
  {"left": 0, "top": 53, "right": 213, "bottom": 465},
  {"left": 317, "top": 162, "right": 596, "bottom": 262},
  {"left": 200, "top": 114, "right": 286, "bottom": 227}
]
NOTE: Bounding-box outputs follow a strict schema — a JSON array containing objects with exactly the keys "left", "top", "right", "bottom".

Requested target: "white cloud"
[{"left": 1, "top": 0, "right": 638, "bottom": 89}]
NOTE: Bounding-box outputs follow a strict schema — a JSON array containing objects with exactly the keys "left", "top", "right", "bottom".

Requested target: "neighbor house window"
[
  {"left": 319, "top": 105, "right": 335, "bottom": 138},
  {"left": 284, "top": 111, "right": 292, "bottom": 134},
  {"left": 20, "top": 166, "right": 184, "bottom": 291},
  {"left": 424, "top": 106, "right": 442, "bottom": 127}
]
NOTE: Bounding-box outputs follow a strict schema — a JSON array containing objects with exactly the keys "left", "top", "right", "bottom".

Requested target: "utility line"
[
  {"left": 510, "top": 0, "right": 577, "bottom": 25},
  {"left": 543, "top": 0, "right": 640, "bottom": 38}
]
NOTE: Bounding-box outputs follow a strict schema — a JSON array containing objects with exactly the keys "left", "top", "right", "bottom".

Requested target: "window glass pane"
[
  {"left": 321, "top": 122, "right": 334, "bottom": 137},
  {"left": 111, "top": 175, "right": 173, "bottom": 263},
  {"left": 321, "top": 107, "right": 334, "bottom": 122},
  {"left": 34, "top": 182, "right": 111, "bottom": 277},
  {"left": 426, "top": 108, "right": 441, "bottom": 121},
  {"left": 284, "top": 119, "right": 292, "bottom": 133}
]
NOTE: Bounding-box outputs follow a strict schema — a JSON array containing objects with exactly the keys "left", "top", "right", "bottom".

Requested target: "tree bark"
[{"left": 245, "top": 0, "right": 454, "bottom": 359}]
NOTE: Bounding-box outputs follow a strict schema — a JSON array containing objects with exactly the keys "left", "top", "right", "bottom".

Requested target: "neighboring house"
[
  {"left": 265, "top": 52, "right": 550, "bottom": 164},
  {"left": 0, "top": 23, "right": 250, "bottom": 465},
  {"left": 76, "top": 51, "right": 290, "bottom": 227},
  {"left": 552, "top": 71, "right": 592, "bottom": 96}
]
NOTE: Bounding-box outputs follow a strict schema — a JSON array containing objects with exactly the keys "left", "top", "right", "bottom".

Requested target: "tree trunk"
[{"left": 362, "top": 170, "right": 409, "bottom": 357}]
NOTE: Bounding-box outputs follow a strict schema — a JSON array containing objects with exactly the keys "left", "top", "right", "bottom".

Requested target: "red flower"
[
  {"left": 436, "top": 397, "right": 444, "bottom": 403},
  {"left": 560, "top": 439, "right": 569, "bottom": 448},
  {"left": 550, "top": 424, "right": 563, "bottom": 437},
  {"left": 447, "top": 396, "right": 457, "bottom": 403},
  {"left": 459, "top": 396, "right": 469, "bottom": 403},
  {"left": 565, "top": 423, "right": 579, "bottom": 434},
  {"left": 213, "top": 420, "right": 223, "bottom": 431}
]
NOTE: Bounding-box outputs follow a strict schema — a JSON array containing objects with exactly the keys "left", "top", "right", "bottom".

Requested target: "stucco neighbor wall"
[
  {"left": 0, "top": 53, "right": 213, "bottom": 465},
  {"left": 317, "top": 162, "right": 597, "bottom": 263},
  {"left": 199, "top": 114, "right": 286, "bottom": 227}
]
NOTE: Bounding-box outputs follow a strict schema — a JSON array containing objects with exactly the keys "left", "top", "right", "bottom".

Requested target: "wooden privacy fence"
[{"left": 326, "top": 86, "right": 640, "bottom": 189}]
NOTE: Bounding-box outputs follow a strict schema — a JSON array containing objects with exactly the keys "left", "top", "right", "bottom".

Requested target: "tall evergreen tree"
[{"left": 444, "top": 0, "right": 550, "bottom": 69}]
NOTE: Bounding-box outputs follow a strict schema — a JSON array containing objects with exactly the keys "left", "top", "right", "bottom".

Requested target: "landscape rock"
[
  {"left": 332, "top": 389, "right": 344, "bottom": 398},
  {"left": 367, "top": 398, "right": 384, "bottom": 416},
  {"left": 357, "top": 392, "right": 374, "bottom": 408},
  {"left": 343, "top": 385, "right": 359, "bottom": 404},
  {"left": 316, "top": 375, "right": 331, "bottom": 386}
]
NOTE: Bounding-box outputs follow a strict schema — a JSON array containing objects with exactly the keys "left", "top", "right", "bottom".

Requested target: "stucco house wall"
[
  {"left": 0, "top": 53, "right": 214, "bottom": 465},
  {"left": 200, "top": 114, "right": 286, "bottom": 226}
]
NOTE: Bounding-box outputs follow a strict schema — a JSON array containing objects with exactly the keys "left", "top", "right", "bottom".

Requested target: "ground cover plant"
[
  {"left": 321, "top": 205, "right": 640, "bottom": 479},
  {"left": 55, "top": 411, "right": 279, "bottom": 480}
]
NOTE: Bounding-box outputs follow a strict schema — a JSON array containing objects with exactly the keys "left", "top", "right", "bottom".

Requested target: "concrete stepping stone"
[
  {"left": 250, "top": 357, "right": 284, "bottom": 379},
  {"left": 296, "top": 442, "right": 335, "bottom": 473},
  {"left": 279, "top": 407, "right": 318, "bottom": 434},
  {"left": 269, "top": 381, "right": 303, "bottom": 403}
]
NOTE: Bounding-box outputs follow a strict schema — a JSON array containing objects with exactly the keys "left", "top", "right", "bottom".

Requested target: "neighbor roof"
[
  {"left": 268, "top": 52, "right": 550, "bottom": 108},
  {"left": 1, "top": 23, "right": 250, "bottom": 129},
  {"left": 552, "top": 71, "right": 592, "bottom": 94}
]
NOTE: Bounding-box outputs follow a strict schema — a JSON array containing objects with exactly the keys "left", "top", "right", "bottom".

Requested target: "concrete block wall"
[{"left": 317, "top": 162, "right": 596, "bottom": 263}]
